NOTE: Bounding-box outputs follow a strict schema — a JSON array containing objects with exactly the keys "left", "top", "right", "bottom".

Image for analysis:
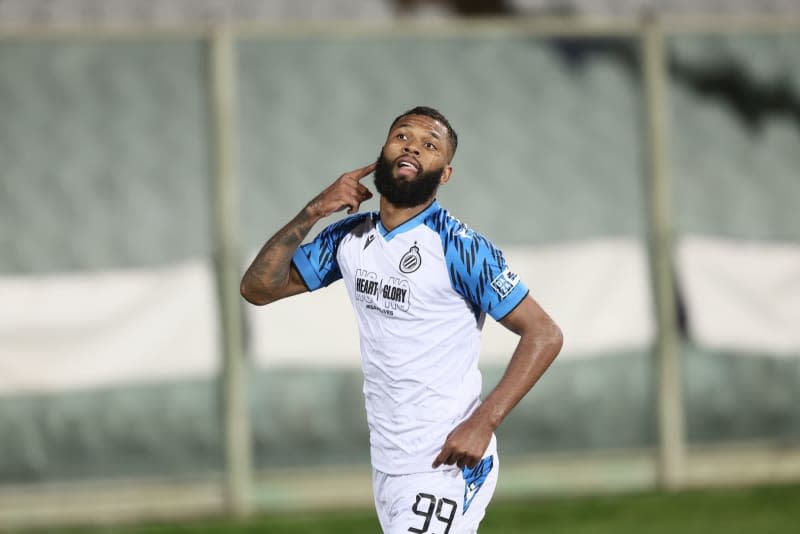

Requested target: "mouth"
[{"left": 393, "top": 156, "right": 421, "bottom": 178}]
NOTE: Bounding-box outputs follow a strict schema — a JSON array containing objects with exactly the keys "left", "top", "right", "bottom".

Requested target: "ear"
[{"left": 440, "top": 165, "right": 453, "bottom": 185}]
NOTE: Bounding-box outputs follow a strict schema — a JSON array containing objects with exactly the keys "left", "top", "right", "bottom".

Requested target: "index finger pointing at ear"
[{"left": 350, "top": 162, "right": 376, "bottom": 180}]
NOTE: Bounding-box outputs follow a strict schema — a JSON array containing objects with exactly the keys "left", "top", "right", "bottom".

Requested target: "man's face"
[{"left": 374, "top": 114, "right": 453, "bottom": 208}]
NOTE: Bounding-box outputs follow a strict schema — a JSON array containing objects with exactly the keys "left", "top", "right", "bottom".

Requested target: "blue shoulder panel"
[
  {"left": 424, "top": 206, "right": 528, "bottom": 321},
  {"left": 292, "top": 212, "right": 372, "bottom": 291}
]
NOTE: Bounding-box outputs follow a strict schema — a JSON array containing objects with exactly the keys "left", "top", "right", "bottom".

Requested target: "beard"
[{"left": 373, "top": 149, "right": 444, "bottom": 208}]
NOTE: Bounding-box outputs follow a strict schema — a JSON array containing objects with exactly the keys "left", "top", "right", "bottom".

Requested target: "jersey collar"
[{"left": 376, "top": 200, "right": 440, "bottom": 241}]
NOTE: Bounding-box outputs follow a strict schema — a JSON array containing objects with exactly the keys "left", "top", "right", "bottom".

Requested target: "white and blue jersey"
[{"left": 292, "top": 200, "right": 528, "bottom": 475}]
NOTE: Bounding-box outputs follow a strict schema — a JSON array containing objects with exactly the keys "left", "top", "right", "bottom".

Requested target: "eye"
[
  {"left": 396, "top": 133, "right": 408, "bottom": 140},
  {"left": 425, "top": 142, "right": 437, "bottom": 150}
]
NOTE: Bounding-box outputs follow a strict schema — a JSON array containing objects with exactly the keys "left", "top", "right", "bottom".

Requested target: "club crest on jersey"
[
  {"left": 491, "top": 268, "right": 520, "bottom": 299},
  {"left": 399, "top": 243, "right": 422, "bottom": 274}
]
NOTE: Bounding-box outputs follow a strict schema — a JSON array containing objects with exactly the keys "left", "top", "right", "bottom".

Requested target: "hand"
[
  {"left": 307, "top": 162, "right": 376, "bottom": 218},
  {"left": 432, "top": 414, "right": 493, "bottom": 470}
]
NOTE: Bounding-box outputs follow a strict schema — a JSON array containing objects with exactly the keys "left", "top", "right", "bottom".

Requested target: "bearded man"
[{"left": 241, "top": 106, "right": 562, "bottom": 533}]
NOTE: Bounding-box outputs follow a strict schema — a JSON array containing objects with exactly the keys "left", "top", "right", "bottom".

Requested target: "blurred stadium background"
[{"left": 1, "top": 0, "right": 799, "bottom": 531}]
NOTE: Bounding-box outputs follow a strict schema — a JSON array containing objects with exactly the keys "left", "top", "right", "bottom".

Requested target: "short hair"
[{"left": 389, "top": 106, "right": 458, "bottom": 160}]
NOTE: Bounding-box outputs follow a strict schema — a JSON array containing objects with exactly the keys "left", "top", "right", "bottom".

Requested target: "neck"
[{"left": 379, "top": 196, "right": 435, "bottom": 232}]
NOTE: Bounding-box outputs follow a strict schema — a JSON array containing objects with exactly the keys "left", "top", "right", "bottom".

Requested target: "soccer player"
[{"left": 241, "top": 106, "right": 563, "bottom": 533}]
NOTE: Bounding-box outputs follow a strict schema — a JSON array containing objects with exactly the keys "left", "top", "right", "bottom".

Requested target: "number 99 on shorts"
[{"left": 408, "top": 493, "right": 457, "bottom": 534}]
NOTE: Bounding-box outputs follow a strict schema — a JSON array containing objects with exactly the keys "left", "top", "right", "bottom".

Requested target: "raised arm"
[
  {"left": 240, "top": 162, "right": 376, "bottom": 306},
  {"left": 433, "top": 294, "right": 563, "bottom": 469}
]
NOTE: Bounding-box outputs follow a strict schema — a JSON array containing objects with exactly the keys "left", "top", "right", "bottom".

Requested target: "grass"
[{"left": 28, "top": 483, "right": 800, "bottom": 534}]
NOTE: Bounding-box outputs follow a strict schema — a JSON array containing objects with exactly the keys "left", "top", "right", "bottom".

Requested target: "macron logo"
[
  {"left": 364, "top": 234, "right": 376, "bottom": 250},
  {"left": 465, "top": 482, "right": 478, "bottom": 506}
]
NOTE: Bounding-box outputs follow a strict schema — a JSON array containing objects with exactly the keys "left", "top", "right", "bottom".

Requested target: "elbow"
[
  {"left": 240, "top": 276, "right": 272, "bottom": 306},
  {"left": 544, "top": 321, "right": 564, "bottom": 362},
  {"left": 551, "top": 323, "right": 564, "bottom": 355}
]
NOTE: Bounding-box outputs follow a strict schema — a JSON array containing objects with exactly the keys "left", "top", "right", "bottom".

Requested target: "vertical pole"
[
  {"left": 641, "top": 18, "right": 686, "bottom": 490},
  {"left": 209, "top": 26, "right": 253, "bottom": 515}
]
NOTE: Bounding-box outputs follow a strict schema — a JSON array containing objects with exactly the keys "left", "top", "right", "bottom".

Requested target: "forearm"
[
  {"left": 474, "top": 319, "right": 563, "bottom": 430},
  {"left": 432, "top": 314, "right": 562, "bottom": 469},
  {"left": 240, "top": 204, "right": 320, "bottom": 305}
]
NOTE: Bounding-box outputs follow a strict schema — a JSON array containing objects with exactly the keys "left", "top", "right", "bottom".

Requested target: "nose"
[{"left": 403, "top": 143, "right": 420, "bottom": 157}]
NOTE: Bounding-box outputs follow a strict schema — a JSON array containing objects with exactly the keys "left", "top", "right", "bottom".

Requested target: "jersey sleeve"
[
  {"left": 444, "top": 228, "right": 529, "bottom": 321},
  {"left": 292, "top": 213, "right": 368, "bottom": 291}
]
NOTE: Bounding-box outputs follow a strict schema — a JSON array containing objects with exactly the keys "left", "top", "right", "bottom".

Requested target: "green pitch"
[{"left": 34, "top": 483, "right": 800, "bottom": 534}]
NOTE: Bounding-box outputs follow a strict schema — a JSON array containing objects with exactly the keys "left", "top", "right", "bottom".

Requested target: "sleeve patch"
[{"left": 490, "top": 268, "right": 520, "bottom": 299}]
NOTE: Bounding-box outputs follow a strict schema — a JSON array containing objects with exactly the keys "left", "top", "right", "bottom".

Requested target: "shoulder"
[
  {"left": 422, "top": 204, "right": 500, "bottom": 256},
  {"left": 327, "top": 211, "right": 375, "bottom": 232},
  {"left": 423, "top": 205, "right": 526, "bottom": 320},
  {"left": 318, "top": 211, "right": 376, "bottom": 241}
]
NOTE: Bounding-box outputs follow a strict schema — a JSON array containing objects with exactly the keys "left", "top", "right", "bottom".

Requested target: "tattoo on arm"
[{"left": 244, "top": 206, "right": 318, "bottom": 298}]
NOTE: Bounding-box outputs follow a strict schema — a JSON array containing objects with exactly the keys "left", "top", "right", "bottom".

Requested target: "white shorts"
[{"left": 371, "top": 436, "right": 499, "bottom": 534}]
